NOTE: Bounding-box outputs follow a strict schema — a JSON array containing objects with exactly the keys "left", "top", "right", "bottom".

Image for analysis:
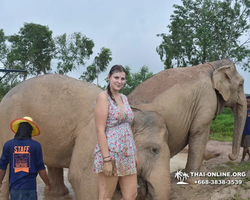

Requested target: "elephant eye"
[{"left": 150, "top": 147, "right": 160, "bottom": 154}]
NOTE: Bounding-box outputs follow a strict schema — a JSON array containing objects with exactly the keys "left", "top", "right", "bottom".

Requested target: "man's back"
[{"left": 0, "top": 138, "right": 45, "bottom": 190}]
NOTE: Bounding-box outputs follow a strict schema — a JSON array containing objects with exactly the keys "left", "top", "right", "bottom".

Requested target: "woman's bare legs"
[
  {"left": 119, "top": 174, "right": 137, "bottom": 200},
  {"left": 98, "top": 173, "right": 119, "bottom": 200}
]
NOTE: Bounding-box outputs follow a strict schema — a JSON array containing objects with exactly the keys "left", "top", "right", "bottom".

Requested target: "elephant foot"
[
  {"left": 44, "top": 185, "right": 69, "bottom": 197},
  {"left": 44, "top": 194, "right": 73, "bottom": 200},
  {"left": 185, "top": 176, "right": 201, "bottom": 185},
  {"left": 44, "top": 187, "right": 73, "bottom": 200},
  {"left": 45, "top": 167, "right": 71, "bottom": 199}
]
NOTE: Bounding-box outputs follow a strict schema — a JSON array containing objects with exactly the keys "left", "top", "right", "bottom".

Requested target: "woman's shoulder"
[
  {"left": 96, "top": 91, "right": 109, "bottom": 103},
  {"left": 97, "top": 91, "right": 107, "bottom": 98},
  {"left": 121, "top": 93, "right": 129, "bottom": 102}
]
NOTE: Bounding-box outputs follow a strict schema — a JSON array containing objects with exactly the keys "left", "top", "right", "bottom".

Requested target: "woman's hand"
[{"left": 103, "top": 160, "right": 113, "bottom": 176}]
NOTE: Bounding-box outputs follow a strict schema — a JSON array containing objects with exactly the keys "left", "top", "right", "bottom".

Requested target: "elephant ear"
[
  {"left": 130, "top": 106, "right": 154, "bottom": 133},
  {"left": 212, "top": 64, "right": 234, "bottom": 101},
  {"left": 130, "top": 106, "right": 142, "bottom": 133}
]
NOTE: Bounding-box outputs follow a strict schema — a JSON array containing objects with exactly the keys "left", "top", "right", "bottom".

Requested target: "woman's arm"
[{"left": 94, "top": 93, "right": 110, "bottom": 159}]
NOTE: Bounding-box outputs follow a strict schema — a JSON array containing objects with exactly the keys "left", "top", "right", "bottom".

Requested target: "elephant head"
[
  {"left": 131, "top": 108, "right": 170, "bottom": 200},
  {"left": 212, "top": 64, "right": 247, "bottom": 161}
]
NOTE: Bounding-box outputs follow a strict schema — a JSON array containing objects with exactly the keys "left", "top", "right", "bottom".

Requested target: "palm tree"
[
  {"left": 175, "top": 170, "right": 183, "bottom": 181},
  {"left": 175, "top": 170, "right": 189, "bottom": 184},
  {"left": 182, "top": 172, "right": 189, "bottom": 182}
]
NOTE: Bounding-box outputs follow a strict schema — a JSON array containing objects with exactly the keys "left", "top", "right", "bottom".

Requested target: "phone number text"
[{"left": 195, "top": 179, "right": 243, "bottom": 185}]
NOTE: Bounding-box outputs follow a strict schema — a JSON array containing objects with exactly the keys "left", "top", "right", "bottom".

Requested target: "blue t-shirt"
[
  {"left": 243, "top": 109, "right": 250, "bottom": 135},
  {"left": 0, "top": 139, "right": 45, "bottom": 190}
]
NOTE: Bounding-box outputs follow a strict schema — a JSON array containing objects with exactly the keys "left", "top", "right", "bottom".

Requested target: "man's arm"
[
  {"left": 0, "top": 143, "right": 10, "bottom": 188},
  {"left": 38, "top": 169, "right": 51, "bottom": 192},
  {"left": 36, "top": 143, "right": 51, "bottom": 191},
  {"left": 0, "top": 169, "right": 6, "bottom": 188}
]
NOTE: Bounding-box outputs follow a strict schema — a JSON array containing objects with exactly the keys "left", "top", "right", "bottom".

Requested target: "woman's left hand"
[{"left": 103, "top": 161, "right": 113, "bottom": 176}]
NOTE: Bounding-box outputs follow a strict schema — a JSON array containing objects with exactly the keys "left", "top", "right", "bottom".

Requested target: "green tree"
[
  {"left": 0, "top": 29, "right": 24, "bottom": 98},
  {"left": 1, "top": 24, "right": 112, "bottom": 97},
  {"left": 0, "top": 29, "right": 8, "bottom": 67},
  {"left": 157, "top": 0, "right": 250, "bottom": 70},
  {"left": 0, "top": 73, "right": 21, "bottom": 100},
  {"left": 54, "top": 32, "right": 94, "bottom": 75},
  {"left": 120, "top": 65, "right": 154, "bottom": 95},
  {"left": 7, "top": 23, "right": 55, "bottom": 79},
  {"left": 80, "top": 47, "right": 112, "bottom": 84}
]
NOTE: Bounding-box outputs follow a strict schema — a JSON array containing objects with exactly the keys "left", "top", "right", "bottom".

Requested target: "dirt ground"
[
  {"left": 170, "top": 140, "right": 250, "bottom": 200},
  {"left": 37, "top": 140, "right": 250, "bottom": 200}
]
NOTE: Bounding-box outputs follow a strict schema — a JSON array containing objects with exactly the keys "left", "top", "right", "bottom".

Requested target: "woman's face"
[{"left": 108, "top": 71, "right": 126, "bottom": 91}]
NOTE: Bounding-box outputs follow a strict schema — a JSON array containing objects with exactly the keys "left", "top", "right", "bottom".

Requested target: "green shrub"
[
  {"left": 221, "top": 107, "right": 233, "bottom": 115},
  {"left": 209, "top": 108, "right": 234, "bottom": 141}
]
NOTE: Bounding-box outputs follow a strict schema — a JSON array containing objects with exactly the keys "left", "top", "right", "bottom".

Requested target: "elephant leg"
[
  {"left": 68, "top": 128, "right": 98, "bottom": 200},
  {"left": 185, "top": 126, "right": 210, "bottom": 173},
  {"left": 43, "top": 167, "right": 70, "bottom": 200}
]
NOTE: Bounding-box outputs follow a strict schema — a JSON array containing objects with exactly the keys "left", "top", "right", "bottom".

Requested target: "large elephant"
[
  {"left": 128, "top": 59, "right": 247, "bottom": 173},
  {"left": 0, "top": 74, "right": 170, "bottom": 200}
]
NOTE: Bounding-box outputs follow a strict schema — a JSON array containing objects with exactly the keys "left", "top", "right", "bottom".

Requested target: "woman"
[{"left": 93, "top": 65, "right": 137, "bottom": 200}]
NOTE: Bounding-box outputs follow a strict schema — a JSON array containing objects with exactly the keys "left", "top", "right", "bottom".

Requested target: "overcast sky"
[{"left": 0, "top": 0, "right": 249, "bottom": 93}]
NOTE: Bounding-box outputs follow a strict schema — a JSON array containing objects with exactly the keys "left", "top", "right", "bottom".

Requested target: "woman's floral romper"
[{"left": 93, "top": 91, "right": 137, "bottom": 176}]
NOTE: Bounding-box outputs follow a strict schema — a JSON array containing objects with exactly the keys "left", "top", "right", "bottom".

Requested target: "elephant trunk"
[
  {"left": 147, "top": 147, "right": 171, "bottom": 200},
  {"left": 228, "top": 96, "right": 247, "bottom": 161},
  {"left": 146, "top": 171, "right": 170, "bottom": 200}
]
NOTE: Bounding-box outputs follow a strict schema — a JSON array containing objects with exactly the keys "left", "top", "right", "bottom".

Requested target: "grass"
[
  {"left": 213, "top": 161, "right": 250, "bottom": 174},
  {"left": 210, "top": 161, "right": 250, "bottom": 199},
  {"left": 207, "top": 161, "right": 250, "bottom": 182},
  {"left": 211, "top": 161, "right": 250, "bottom": 186},
  {"left": 231, "top": 194, "right": 250, "bottom": 200},
  {"left": 206, "top": 108, "right": 250, "bottom": 199},
  {"left": 209, "top": 108, "right": 234, "bottom": 142}
]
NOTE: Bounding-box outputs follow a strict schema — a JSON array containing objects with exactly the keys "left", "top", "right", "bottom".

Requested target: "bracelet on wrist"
[{"left": 103, "top": 155, "right": 110, "bottom": 159}]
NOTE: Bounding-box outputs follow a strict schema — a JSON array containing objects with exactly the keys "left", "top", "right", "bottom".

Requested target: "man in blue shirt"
[
  {"left": 240, "top": 95, "right": 250, "bottom": 165},
  {"left": 0, "top": 116, "right": 51, "bottom": 200}
]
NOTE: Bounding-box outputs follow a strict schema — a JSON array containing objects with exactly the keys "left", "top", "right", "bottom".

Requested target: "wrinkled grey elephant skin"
[
  {"left": 0, "top": 74, "right": 170, "bottom": 200},
  {"left": 128, "top": 59, "right": 247, "bottom": 173}
]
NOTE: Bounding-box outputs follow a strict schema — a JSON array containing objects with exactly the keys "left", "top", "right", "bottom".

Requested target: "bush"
[{"left": 210, "top": 108, "right": 234, "bottom": 141}]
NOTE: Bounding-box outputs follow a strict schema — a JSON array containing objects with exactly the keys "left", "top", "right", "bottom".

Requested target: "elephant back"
[
  {"left": 128, "top": 59, "right": 234, "bottom": 105},
  {"left": 0, "top": 74, "right": 102, "bottom": 155}
]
